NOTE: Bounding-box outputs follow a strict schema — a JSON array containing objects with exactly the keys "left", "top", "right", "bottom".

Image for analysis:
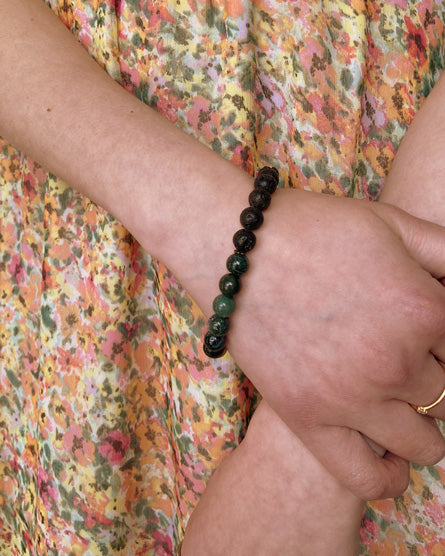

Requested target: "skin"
[{"left": 1, "top": 0, "right": 445, "bottom": 523}]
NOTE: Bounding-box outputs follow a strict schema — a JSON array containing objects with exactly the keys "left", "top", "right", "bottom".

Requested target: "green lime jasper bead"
[
  {"left": 226, "top": 253, "right": 249, "bottom": 276},
  {"left": 208, "top": 314, "right": 230, "bottom": 336},
  {"left": 213, "top": 294, "right": 235, "bottom": 317},
  {"left": 219, "top": 273, "right": 240, "bottom": 297}
]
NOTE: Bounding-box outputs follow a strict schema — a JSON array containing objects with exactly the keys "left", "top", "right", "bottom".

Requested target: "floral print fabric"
[{"left": 1, "top": 0, "right": 445, "bottom": 554}]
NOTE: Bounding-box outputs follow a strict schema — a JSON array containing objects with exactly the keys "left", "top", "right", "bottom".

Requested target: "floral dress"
[{"left": 1, "top": 0, "right": 444, "bottom": 554}]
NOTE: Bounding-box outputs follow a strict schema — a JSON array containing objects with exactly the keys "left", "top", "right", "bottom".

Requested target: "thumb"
[
  {"left": 302, "top": 426, "right": 410, "bottom": 500},
  {"left": 375, "top": 202, "right": 445, "bottom": 279}
]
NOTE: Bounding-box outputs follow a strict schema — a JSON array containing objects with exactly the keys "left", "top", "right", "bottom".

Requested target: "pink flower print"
[
  {"left": 186, "top": 96, "right": 212, "bottom": 129},
  {"left": 75, "top": 8, "right": 93, "bottom": 50},
  {"left": 118, "top": 60, "right": 141, "bottom": 89},
  {"left": 63, "top": 425, "right": 95, "bottom": 466},
  {"left": 152, "top": 529, "right": 174, "bottom": 555},
  {"left": 360, "top": 517, "right": 380, "bottom": 539},
  {"left": 98, "top": 430, "right": 130, "bottom": 466},
  {"left": 255, "top": 72, "right": 285, "bottom": 118},
  {"left": 298, "top": 37, "right": 325, "bottom": 73},
  {"left": 37, "top": 466, "right": 59, "bottom": 510},
  {"left": 424, "top": 499, "right": 444, "bottom": 527},
  {"left": 386, "top": 0, "right": 408, "bottom": 7},
  {"left": 8, "top": 254, "right": 26, "bottom": 286}
]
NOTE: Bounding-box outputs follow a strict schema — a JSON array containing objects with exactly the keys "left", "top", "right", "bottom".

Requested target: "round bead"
[
  {"left": 204, "top": 332, "right": 226, "bottom": 351},
  {"left": 203, "top": 332, "right": 227, "bottom": 358},
  {"left": 208, "top": 314, "right": 230, "bottom": 336},
  {"left": 249, "top": 188, "right": 271, "bottom": 211},
  {"left": 213, "top": 294, "right": 235, "bottom": 317},
  {"left": 240, "top": 206, "right": 264, "bottom": 231},
  {"left": 203, "top": 343, "right": 226, "bottom": 358},
  {"left": 258, "top": 166, "right": 279, "bottom": 179},
  {"left": 219, "top": 273, "right": 240, "bottom": 297},
  {"left": 226, "top": 253, "right": 249, "bottom": 276},
  {"left": 254, "top": 172, "right": 278, "bottom": 194},
  {"left": 233, "top": 229, "right": 256, "bottom": 253}
]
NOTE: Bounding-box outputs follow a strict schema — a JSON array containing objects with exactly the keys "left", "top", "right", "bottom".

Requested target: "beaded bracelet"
[{"left": 203, "top": 166, "right": 279, "bottom": 358}]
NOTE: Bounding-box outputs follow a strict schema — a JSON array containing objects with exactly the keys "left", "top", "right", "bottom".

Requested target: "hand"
[{"left": 225, "top": 189, "right": 445, "bottom": 500}]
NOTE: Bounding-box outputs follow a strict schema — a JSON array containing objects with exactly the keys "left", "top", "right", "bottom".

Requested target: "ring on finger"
[{"left": 413, "top": 385, "right": 445, "bottom": 415}]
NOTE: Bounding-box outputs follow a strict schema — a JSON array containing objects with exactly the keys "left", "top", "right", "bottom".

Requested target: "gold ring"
[{"left": 414, "top": 385, "right": 445, "bottom": 415}]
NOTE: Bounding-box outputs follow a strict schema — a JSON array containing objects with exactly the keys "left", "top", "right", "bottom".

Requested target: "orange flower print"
[{"left": 405, "top": 16, "right": 428, "bottom": 67}]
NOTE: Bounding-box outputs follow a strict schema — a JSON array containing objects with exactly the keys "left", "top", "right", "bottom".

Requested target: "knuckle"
[
  {"left": 367, "top": 353, "right": 412, "bottom": 390},
  {"left": 381, "top": 363, "right": 412, "bottom": 390},
  {"left": 360, "top": 337, "right": 413, "bottom": 391},
  {"left": 406, "top": 289, "right": 445, "bottom": 333}
]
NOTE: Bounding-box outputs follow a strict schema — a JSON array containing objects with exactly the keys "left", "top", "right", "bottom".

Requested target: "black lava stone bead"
[
  {"left": 254, "top": 173, "right": 278, "bottom": 194},
  {"left": 233, "top": 229, "right": 256, "bottom": 253},
  {"left": 248, "top": 188, "right": 271, "bottom": 211},
  {"left": 240, "top": 206, "right": 264, "bottom": 230}
]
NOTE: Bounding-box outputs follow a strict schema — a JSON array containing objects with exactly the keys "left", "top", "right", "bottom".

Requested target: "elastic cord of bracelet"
[{"left": 203, "top": 166, "right": 279, "bottom": 358}]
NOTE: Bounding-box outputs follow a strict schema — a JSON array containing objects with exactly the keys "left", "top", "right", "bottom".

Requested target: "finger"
[
  {"left": 397, "top": 353, "right": 445, "bottom": 422},
  {"left": 411, "top": 362, "right": 445, "bottom": 420},
  {"left": 301, "top": 425, "right": 410, "bottom": 500},
  {"left": 356, "top": 399, "right": 445, "bottom": 466},
  {"left": 377, "top": 203, "right": 445, "bottom": 279}
]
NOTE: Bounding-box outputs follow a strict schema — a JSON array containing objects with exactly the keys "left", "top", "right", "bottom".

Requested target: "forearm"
[
  {"left": 381, "top": 71, "right": 445, "bottom": 224},
  {"left": 0, "top": 0, "right": 251, "bottom": 315}
]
